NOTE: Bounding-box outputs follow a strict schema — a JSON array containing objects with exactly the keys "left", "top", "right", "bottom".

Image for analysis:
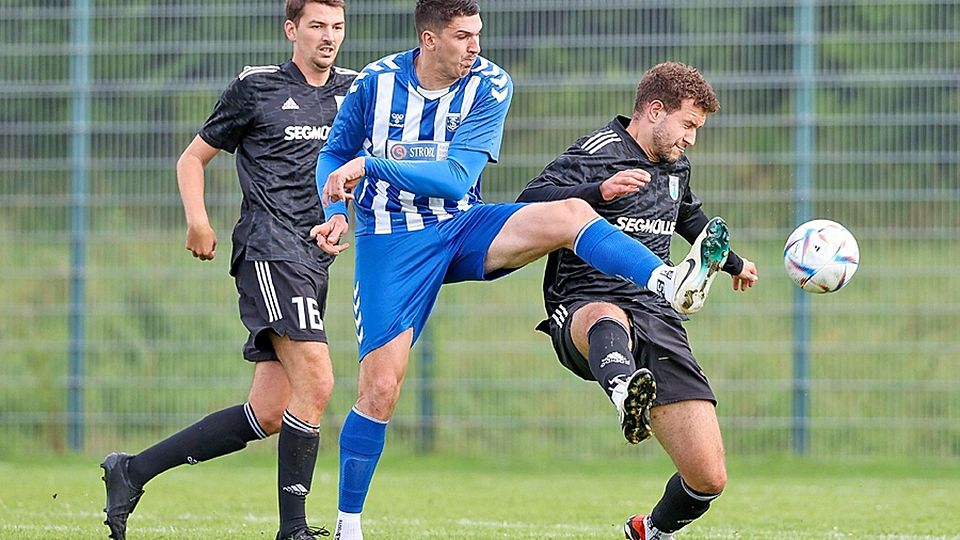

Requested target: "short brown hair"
[
  {"left": 286, "top": 0, "right": 345, "bottom": 26},
  {"left": 415, "top": 0, "right": 479, "bottom": 36},
  {"left": 634, "top": 61, "right": 720, "bottom": 115}
]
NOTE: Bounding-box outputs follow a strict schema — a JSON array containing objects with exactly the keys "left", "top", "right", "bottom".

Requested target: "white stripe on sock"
[
  {"left": 680, "top": 477, "right": 722, "bottom": 501},
  {"left": 243, "top": 402, "right": 268, "bottom": 439},
  {"left": 572, "top": 216, "right": 604, "bottom": 255},
  {"left": 283, "top": 410, "right": 320, "bottom": 434}
]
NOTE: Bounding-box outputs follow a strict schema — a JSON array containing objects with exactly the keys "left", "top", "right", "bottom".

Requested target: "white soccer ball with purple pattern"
[{"left": 783, "top": 219, "right": 860, "bottom": 293}]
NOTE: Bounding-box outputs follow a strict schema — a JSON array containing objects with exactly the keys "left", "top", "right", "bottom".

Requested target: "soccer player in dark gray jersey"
[
  {"left": 521, "top": 116, "right": 746, "bottom": 315},
  {"left": 518, "top": 62, "right": 759, "bottom": 540},
  {"left": 100, "top": 2, "right": 354, "bottom": 540},
  {"left": 201, "top": 59, "right": 355, "bottom": 272}
]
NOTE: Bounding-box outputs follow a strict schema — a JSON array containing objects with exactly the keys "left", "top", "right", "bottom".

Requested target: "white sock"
[
  {"left": 645, "top": 263, "right": 675, "bottom": 300},
  {"left": 334, "top": 511, "right": 362, "bottom": 540}
]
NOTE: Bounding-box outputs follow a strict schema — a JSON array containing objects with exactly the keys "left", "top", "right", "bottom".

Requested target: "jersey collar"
[
  {"left": 612, "top": 115, "right": 649, "bottom": 161},
  {"left": 282, "top": 60, "right": 307, "bottom": 84},
  {"left": 283, "top": 59, "right": 343, "bottom": 88},
  {"left": 408, "top": 48, "right": 458, "bottom": 100}
]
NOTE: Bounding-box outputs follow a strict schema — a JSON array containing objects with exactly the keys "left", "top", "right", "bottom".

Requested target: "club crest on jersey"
[
  {"left": 445, "top": 113, "right": 461, "bottom": 132},
  {"left": 669, "top": 175, "right": 680, "bottom": 201}
]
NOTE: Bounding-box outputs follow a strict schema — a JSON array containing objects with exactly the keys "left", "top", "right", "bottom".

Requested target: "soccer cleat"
[
  {"left": 278, "top": 525, "right": 331, "bottom": 539},
  {"left": 101, "top": 452, "right": 145, "bottom": 540},
  {"left": 609, "top": 368, "right": 656, "bottom": 444},
  {"left": 624, "top": 514, "right": 674, "bottom": 540},
  {"left": 669, "top": 216, "right": 730, "bottom": 315}
]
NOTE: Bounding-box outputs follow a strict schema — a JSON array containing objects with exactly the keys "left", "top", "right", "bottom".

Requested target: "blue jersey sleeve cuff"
[{"left": 323, "top": 201, "right": 348, "bottom": 221}]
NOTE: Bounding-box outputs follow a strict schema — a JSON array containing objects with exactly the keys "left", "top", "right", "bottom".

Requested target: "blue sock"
[
  {"left": 573, "top": 217, "right": 664, "bottom": 288},
  {"left": 338, "top": 408, "right": 388, "bottom": 513}
]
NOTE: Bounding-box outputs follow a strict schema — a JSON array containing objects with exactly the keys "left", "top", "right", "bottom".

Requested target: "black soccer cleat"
[
  {"left": 277, "top": 525, "right": 331, "bottom": 539},
  {"left": 101, "top": 452, "right": 144, "bottom": 540},
  {"left": 610, "top": 368, "right": 657, "bottom": 444}
]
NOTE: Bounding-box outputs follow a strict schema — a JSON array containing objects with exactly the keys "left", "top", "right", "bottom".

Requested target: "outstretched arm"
[
  {"left": 322, "top": 146, "right": 492, "bottom": 204},
  {"left": 365, "top": 148, "right": 490, "bottom": 200},
  {"left": 518, "top": 168, "right": 651, "bottom": 204}
]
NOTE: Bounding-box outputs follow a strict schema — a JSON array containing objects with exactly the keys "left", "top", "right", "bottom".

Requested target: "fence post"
[
  {"left": 68, "top": 0, "right": 92, "bottom": 452},
  {"left": 791, "top": 0, "right": 817, "bottom": 456}
]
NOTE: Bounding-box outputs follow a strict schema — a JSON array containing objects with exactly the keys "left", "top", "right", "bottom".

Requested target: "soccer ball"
[{"left": 783, "top": 219, "right": 860, "bottom": 293}]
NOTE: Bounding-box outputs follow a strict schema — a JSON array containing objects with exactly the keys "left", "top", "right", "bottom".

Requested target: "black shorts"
[
  {"left": 234, "top": 258, "right": 329, "bottom": 361},
  {"left": 538, "top": 300, "right": 716, "bottom": 406}
]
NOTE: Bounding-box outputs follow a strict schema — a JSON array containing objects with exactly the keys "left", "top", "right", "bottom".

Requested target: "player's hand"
[
  {"left": 732, "top": 258, "right": 759, "bottom": 291},
  {"left": 322, "top": 157, "right": 366, "bottom": 207},
  {"left": 599, "top": 169, "right": 651, "bottom": 201},
  {"left": 310, "top": 214, "right": 351, "bottom": 256},
  {"left": 185, "top": 222, "right": 217, "bottom": 261}
]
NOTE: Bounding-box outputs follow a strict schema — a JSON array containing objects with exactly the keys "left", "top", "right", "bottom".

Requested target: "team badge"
[
  {"left": 669, "top": 175, "right": 680, "bottom": 201},
  {"left": 389, "top": 143, "right": 408, "bottom": 160},
  {"left": 445, "top": 113, "right": 461, "bottom": 132}
]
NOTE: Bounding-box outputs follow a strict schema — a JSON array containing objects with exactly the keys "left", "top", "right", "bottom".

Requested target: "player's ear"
[
  {"left": 420, "top": 29, "right": 437, "bottom": 50},
  {"left": 284, "top": 19, "right": 297, "bottom": 42},
  {"left": 647, "top": 100, "right": 665, "bottom": 121}
]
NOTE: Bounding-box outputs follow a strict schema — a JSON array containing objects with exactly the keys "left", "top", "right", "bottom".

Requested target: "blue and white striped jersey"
[{"left": 319, "top": 48, "right": 512, "bottom": 235}]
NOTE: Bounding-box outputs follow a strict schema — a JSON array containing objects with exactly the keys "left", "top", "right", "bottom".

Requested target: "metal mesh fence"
[{"left": 1, "top": 0, "right": 958, "bottom": 459}]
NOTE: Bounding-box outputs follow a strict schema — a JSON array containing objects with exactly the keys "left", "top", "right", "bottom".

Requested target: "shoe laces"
[
  {"left": 609, "top": 374, "right": 630, "bottom": 413},
  {"left": 609, "top": 374, "right": 629, "bottom": 395},
  {"left": 288, "top": 525, "right": 330, "bottom": 539}
]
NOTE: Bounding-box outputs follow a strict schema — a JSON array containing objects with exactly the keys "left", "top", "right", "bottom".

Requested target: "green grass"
[{"left": 2, "top": 452, "right": 958, "bottom": 539}]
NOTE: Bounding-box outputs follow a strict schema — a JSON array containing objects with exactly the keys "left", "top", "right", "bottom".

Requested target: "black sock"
[
  {"left": 127, "top": 402, "right": 266, "bottom": 487},
  {"left": 278, "top": 410, "right": 320, "bottom": 536},
  {"left": 586, "top": 317, "right": 636, "bottom": 399},
  {"left": 650, "top": 473, "right": 722, "bottom": 533}
]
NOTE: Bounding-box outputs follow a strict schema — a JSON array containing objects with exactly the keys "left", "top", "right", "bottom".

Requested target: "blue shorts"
[{"left": 353, "top": 203, "right": 526, "bottom": 360}]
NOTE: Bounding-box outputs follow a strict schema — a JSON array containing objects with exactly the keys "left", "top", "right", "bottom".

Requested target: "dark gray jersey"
[
  {"left": 199, "top": 61, "right": 357, "bottom": 273},
  {"left": 517, "top": 115, "right": 743, "bottom": 316}
]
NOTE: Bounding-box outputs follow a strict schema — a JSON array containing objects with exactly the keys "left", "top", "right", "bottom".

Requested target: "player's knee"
[
  {"left": 554, "top": 197, "right": 596, "bottom": 223},
  {"left": 361, "top": 375, "right": 403, "bottom": 412},
  {"left": 687, "top": 467, "right": 727, "bottom": 495},
  {"left": 533, "top": 198, "right": 599, "bottom": 249},
  {"left": 298, "top": 377, "right": 334, "bottom": 406},
  {"left": 579, "top": 302, "right": 628, "bottom": 326},
  {"left": 253, "top": 404, "right": 285, "bottom": 435}
]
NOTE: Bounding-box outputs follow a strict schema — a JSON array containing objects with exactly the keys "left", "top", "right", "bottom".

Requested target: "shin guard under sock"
[
  {"left": 127, "top": 402, "right": 266, "bottom": 487},
  {"left": 650, "top": 473, "right": 722, "bottom": 533}
]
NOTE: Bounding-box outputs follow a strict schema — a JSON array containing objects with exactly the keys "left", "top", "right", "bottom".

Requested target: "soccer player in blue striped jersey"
[{"left": 312, "top": 2, "right": 730, "bottom": 538}]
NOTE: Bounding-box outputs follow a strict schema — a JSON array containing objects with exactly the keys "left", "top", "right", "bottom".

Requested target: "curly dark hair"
[
  {"left": 415, "top": 0, "right": 480, "bottom": 36},
  {"left": 634, "top": 61, "right": 720, "bottom": 115},
  {"left": 286, "top": 0, "right": 346, "bottom": 26}
]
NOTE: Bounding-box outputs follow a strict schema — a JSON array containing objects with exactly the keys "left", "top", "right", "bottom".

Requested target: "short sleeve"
[
  {"left": 449, "top": 74, "right": 513, "bottom": 162},
  {"left": 198, "top": 76, "right": 257, "bottom": 153}
]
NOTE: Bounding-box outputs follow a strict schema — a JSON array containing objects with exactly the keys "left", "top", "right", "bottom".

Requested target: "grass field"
[{"left": 1, "top": 452, "right": 958, "bottom": 539}]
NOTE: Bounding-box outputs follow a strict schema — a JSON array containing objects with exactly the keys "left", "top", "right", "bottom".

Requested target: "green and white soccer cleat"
[
  {"left": 669, "top": 216, "right": 730, "bottom": 315},
  {"left": 610, "top": 368, "right": 657, "bottom": 444}
]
